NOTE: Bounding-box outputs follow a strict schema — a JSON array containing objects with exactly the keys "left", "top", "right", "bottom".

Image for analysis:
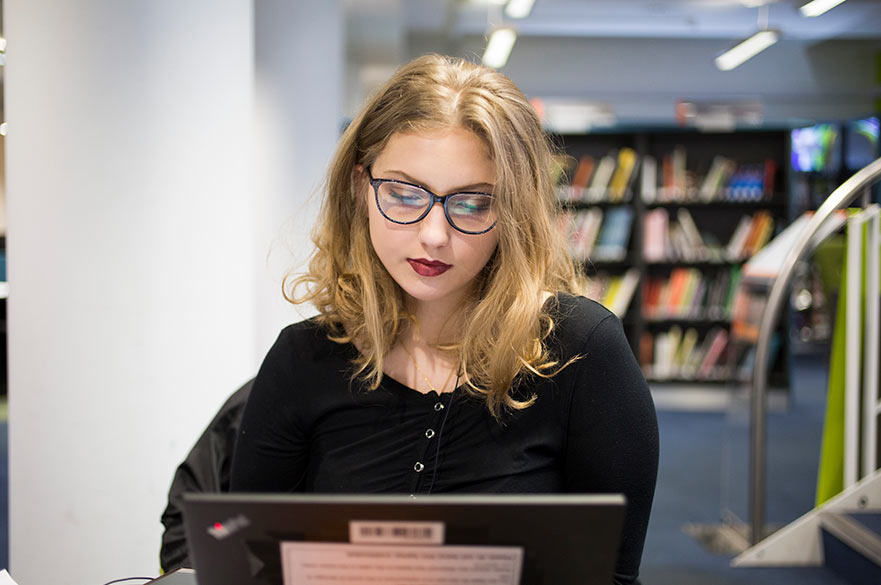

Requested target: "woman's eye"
[
  {"left": 450, "top": 196, "right": 492, "bottom": 215},
  {"left": 389, "top": 188, "right": 426, "bottom": 206}
]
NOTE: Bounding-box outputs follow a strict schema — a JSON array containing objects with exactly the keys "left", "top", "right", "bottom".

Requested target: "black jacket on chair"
[{"left": 159, "top": 378, "right": 254, "bottom": 572}]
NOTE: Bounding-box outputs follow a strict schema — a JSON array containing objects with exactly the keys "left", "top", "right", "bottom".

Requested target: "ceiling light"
[
  {"left": 0, "top": 37, "right": 6, "bottom": 52},
  {"left": 714, "top": 29, "right": 779, "bottom": 71},
  {"left": 799, "top": 0, "right": 847, "bottom": 17},
  {"left": 482, "top": 27, "right": 517, "bottom": 69},
  {"left": 505, "top": 0, "right": 536, "bottom": 19}
]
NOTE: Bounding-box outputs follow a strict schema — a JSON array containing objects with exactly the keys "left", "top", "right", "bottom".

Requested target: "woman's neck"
[{"left": 406, "top": 296, "right": 468, "bottom": 347}]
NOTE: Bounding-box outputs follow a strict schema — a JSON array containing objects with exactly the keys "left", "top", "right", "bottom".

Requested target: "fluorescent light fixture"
[
  {"left": 505, "top": 0, "right": 536, "bottom": 19},
  {"left": 482, "top": 27, "right": 517, "bottom": 69},
  {"left": 714, "top": 29, "right": 779, "bottom": 71},
  {"left": 799, "top": 0, "right": 846, "bottom": 17},
  {"left": 0, "top": 37, "right": 6, "bottom": 52}
]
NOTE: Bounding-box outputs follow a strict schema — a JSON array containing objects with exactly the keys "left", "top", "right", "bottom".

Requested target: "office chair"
[{"left": 159, "top": 378, "right": 254, "bottom": 572}]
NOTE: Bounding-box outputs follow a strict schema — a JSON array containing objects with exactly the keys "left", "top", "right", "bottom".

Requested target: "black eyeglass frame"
[{"left": 366, "top": 168, "right": 497, "bottom": 235}]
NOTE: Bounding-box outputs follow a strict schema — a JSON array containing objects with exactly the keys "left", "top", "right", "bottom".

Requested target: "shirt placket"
[{"left": 408, "top": 397, "right": 448, "bottom": 494}]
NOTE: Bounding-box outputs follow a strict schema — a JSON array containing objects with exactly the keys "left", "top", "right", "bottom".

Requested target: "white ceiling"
[
  {"left": 345, "top": 0, "right": 881, "bottom": 127},
  {"left": 402, "top": 0, "right": 881, "bottom": 40}
]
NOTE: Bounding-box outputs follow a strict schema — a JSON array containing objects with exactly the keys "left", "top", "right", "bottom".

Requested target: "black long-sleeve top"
[{"left": 231, "top": 293, "right": 659, "bottom": 584}]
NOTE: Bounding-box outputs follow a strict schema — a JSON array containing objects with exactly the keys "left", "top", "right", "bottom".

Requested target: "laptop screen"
[{"left": 182, "top": 493, "right": 626, "bottom": 585}]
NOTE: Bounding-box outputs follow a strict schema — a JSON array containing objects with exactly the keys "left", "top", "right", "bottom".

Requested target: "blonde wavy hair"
[{"left": 287, "top": 54, "right": 585, "bottom": 418}]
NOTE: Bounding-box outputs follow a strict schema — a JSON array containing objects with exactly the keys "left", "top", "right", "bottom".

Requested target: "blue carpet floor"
[
  {"left": 639, "top": 350, "right": 849, "bottom": 584},
  {"left": 0, "top": 353, "right": 855, "bottom": 582}
]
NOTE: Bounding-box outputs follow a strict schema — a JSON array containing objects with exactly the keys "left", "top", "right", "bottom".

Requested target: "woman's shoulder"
[
  {"left": 548, "top": 292, "right": 615, "bottom": 327},
  {"left": 546, "top": 292, "right": 620, "bottom": 352},
  {"left": 270, "top": 316, "right": 352, "bottom": 363}
]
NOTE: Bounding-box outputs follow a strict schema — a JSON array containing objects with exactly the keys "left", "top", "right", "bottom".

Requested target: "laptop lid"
[{"left": 182, "top": 493, "right": 626, "bottom": 585}]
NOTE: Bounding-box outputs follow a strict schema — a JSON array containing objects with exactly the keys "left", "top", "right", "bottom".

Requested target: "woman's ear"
[{"left": 352, "top": 164, "right": 368, "bottom": 200}]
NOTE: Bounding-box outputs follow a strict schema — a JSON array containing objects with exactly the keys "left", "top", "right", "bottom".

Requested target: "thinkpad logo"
[{"left": 207, "top": 514, "right": 251, "bottom": 540}]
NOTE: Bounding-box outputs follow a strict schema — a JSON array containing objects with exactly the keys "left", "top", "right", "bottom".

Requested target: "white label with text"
[{"left": 349, "top": 520, "right": 445, "bottom": 545}]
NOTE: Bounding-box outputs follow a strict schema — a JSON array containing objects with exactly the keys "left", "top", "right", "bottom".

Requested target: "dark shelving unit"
[{"left": 555, "top": 128, "right": 791, "bottom": 390}]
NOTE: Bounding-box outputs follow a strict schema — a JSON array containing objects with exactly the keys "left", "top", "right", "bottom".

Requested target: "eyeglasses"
[{"left": 367, "top": 168, "right": 497, "bottom": 235}]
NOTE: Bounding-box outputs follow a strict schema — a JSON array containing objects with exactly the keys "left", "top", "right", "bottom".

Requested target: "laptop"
[{"left": 182, "top": 493, "right": 626, "bottom": 585}]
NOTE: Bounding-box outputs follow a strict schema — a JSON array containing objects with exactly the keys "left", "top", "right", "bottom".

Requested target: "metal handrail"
[{"left": 750, "top": 156, "right": 881, "bottom": 545}]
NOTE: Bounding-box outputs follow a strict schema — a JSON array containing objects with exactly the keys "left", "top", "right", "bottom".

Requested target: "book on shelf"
[
  {"left": 643, "top": 208, "right": 669, "bottom": 263},
  {"left": 568, "top": 154, "right": 595, "bottom": 200},
  {"left": 762, "top": 157, "right": 777, "bottom": 198},
  {"left": 642, "top": 265, "right": 741, "bottom": 320},
  {"left": 558, "top": 148, "right": 642, "bottom": 203},
  {"left": 563, "top": 207, "right": 604, "bottom": 260},
  {"left": 724, "top": 211, "right": 775, "bottom": 261},
  {"left": 639, "top": 331, "right": 654, "bottom": 377},
  {"left": 586, "top": 267, "right": 640, "bottom": 318},
  {"left": 653, "top": 325, "right": 682, "bottom": 380},
  {"left": 676, "top": 268, "right": 703, "bottom": 318},
  {"left": 675, "top": 327, "right": 700, "bottom": 379},
  {"left": 723, "top": 264, "right": 742, "bottom": 315},
  {"left": 647, "top": 147, "right": 779, "bottom": 203},
  {"left": 585, "top": 153, "right": 617, "bottom": 202},
  {"left": 666, "top": 223, "right": 688, "bottom": 262},
  {"left": 704, "top": 264, "right": 741, "bottom": 320},
  {"left": 641, "top": 155, "right": 657, "bottom": 204},
  {"left": 665, "top": 268, "right": 692, "bottom": 316},
  {"left": 592, "top": 206, "right": 633, "bottom": 262},
  {"left": 643, "top": 325, "right": 730, "bottom": 381},
  {"left": 676, "top": 208, "right": 706, "bottom": 253},
  {"left": 604, "top": 267, "right": 640, "bottom": 317},
  {"left": 698, "top": 155, "right": 737, "bottom": 202},
  {"left": 727, "top": 162, "right": 769, "bottom": 201},
  {"left": 742, "top": 210, "right": 774, "bottom": 256},
  {"left": 686, "top": 278, "right": 708, "bottom": 318},
  {"left": 673, "top": 146, "right": 688, "bottom": 201},
  {"left": 696, "top": 327, "right": 729, "bottom": 379},
  {"left": 644, "top": 206, "right": 737, "bottom": 263},
  {"left": 698, "top": 157, "right": 776, "bottom": 202},
  {"left": 607, "top": 147, "right": 638, "bottom": 202},
  {"left": 658, "top": 152, "right": 672, "bottom": 201},
  {"left": 725, "top": 215, "right": 754, "bottom": 260},
  {"left": 641, "top": 278, "right": 661, "bottom": 320},
  {"left": 602, "top": 277, "right": 623, "bottom": 311},
  {"left": 657, "top": 146, "right": 689, "bottom": 201}
]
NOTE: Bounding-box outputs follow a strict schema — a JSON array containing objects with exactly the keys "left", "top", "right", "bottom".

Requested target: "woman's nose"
[{"left": 417, "top": 201, "right": 451, "bottom": 248}]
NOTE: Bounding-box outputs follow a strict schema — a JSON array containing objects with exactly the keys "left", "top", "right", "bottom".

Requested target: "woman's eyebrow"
[{"left": 383, "top": 169, "right": 495, "bottom": 193}]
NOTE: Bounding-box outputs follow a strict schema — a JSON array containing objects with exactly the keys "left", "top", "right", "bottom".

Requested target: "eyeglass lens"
[{"left": 376, "top": 181, "right": 495, "bottom": 233}]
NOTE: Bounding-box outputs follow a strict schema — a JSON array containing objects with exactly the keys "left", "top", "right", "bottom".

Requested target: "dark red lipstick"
[{"left": 407, "top": 258, "right": 452, "bottom": 277}]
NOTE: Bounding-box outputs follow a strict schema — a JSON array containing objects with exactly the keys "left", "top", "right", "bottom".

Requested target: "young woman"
[{"left": 230, "top": 54, "right": 658, "bottom": 585}]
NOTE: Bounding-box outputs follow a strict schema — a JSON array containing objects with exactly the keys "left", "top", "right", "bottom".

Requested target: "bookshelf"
[{"left": 555, "top": 129, "right": 790, "bottom": 390}]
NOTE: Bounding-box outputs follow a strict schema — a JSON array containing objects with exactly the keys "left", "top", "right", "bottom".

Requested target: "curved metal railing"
[{"left": 750, "top": 156, "right": 881, "bottom": 544}]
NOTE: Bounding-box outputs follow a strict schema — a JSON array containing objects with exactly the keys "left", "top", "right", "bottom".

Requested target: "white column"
[
  {"left": 252, "top": 0, "right": 343, "bottom": 353},
  {"left": 5, "top": 2, "right": 255, "bottom": 584}
]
